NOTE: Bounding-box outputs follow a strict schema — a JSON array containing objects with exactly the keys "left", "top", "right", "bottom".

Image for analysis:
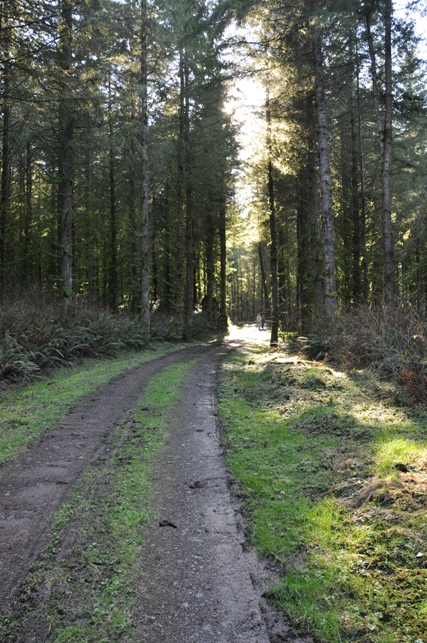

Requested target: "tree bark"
[
  {"left": 313, "top": 30, "right": 337, "bottom": 317},
  {"left": 365, "top": 3, "right": 384, "bottom": 155},
  {"left": 266, "top": 95, "right": 279, "bottom": 346},
  {"left": 258, "top": 242, "right": 269, "bottom": 316},
  {"left": 205, "top": 209, "right": 215, "bottom": 322},
  {"left": 219, "top": 197, "right": 227, "bottom": 326},
  {"left": 0, "top": 0, "right": 12, "bottom": 297},
  {"left": 184, "top": 61, "right": 193, "bottom": 342},
  {"left": 58, "top": 0, "right": 74, "bottom": 305},
  {"left": 356, "top": 44, "right": 369, "bottom": 300},
  {"left": 175, "top": 53, "right": 186, "bottom": 337},
  {"left": 22, "top": 141, "right": 33, "bottom": 286},
  {"left": 296, "top": 174, "right": 311, "bottom": 331},
  {"left": 382, "top": 0, "right": 394, "bottom": 302},
  {"left": 365, "top": 0, "right": 395, "bottom": 301},
  {"left": 140, "top": 0, "right": 150, "bottom": 341},
  {"left": 108, "top": 78, "right": 117, "bottom": 311}
]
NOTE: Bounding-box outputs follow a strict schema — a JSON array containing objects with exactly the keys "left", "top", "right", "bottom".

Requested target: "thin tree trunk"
[
  {"left": 183, "top": 160, "right": 193, "bottom": 336},
  {"left": 356, "top": 44, "right": 369, "bottom": 300},
  {"left": 205, "top": 209, "right": 215, "bottom": 322},
  {"left": 365, "top": 4, "right": 384, "bottom": 155},
  {"left": 365, "top": 0, "right": 395, "bottom": 301},
  {"left": 108, "top": 78, "right": 117, "bottom": 311},
  {"left": 351, "top": 106, "right": 362, "bottom": 302},
  {"left": 183, "top": 61, "right": 193, "bottom": 342},
  {"left": 140, "top": 0, "right": 150, "bottom": 341},
  {"left": 128, "top": 114, "right": 138, "bottom": 312},
  {"left": 0, "top": 4, "right": 11, "bottom": 296},
  {"left": 266, "top": 95, "right": 279, "bottom": 346},
  {"left": 313, "top": 30, "right": 337, "bottom": 317},
  {"left": 382, "top": 0, "right": 394, "bottom": 302},
  {"left": 219, "top": 197, "right": 227, "bottom": 326},
  {"left": 58, "top": 0, "right": 74, "bottom": 305},
  {"left": 296, "top": 174, "right": 311, "bottom": 332},
  {"left": 22, "top": 142, "right": 33, "bottom": 286},
  {"left": 308, "top": 144, "right": 323, "bottom": 309},
  {"left": 258, "top": 242, "right": 269, "bottom": 316},
  {"left": 175, "top": 53, "right": 186, "bottom": 337},
  {"left": 277, "top": 221, "right": 287, "bottom": 316}
]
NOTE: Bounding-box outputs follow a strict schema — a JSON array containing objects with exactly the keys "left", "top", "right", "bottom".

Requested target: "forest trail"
[{"left": 0, "top": 327, "right": 313, "bottom": 642}]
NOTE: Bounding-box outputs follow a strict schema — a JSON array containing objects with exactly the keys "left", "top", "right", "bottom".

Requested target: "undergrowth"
[
  {"left": 0, "top": 360, "right": 194, "bottom": 642},
  {"left": 296, "top": 302, "right": 427, "bottom": 403},
  {"left": 219, "top": 344, "right": 427, "bottom": 642},
  {"left": 0, "top": 295, "right": 147, "bottom": 384},
  {"left": 0, "top": 293, "right": 226, "bottom": 384}
]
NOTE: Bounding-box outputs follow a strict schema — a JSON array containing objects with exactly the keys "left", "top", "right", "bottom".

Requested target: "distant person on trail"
[
  {"left": 261, "top": 315, "right": 265, "bottom": 330},
  {"left": 256, "top": 313, "right": 262, "bottom": 330}
]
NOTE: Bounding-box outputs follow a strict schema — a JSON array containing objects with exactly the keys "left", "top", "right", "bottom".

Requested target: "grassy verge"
[
  {"left": 218, "top": 343, "right": 427, "bottom": 643},
  {"left": 0, "top": 359, "right": 194, "bottom": 642},
  {"left": 0, "top": 343, "right": 186, "bottom": 464}
]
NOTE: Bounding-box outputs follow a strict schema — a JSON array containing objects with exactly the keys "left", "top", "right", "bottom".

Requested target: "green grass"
[
  {"left": 0, "top": 360, "right": 195, "bottom": 643},
  {"left": 218, "top": 345, "right": 427, "bottom": 643},
  {"left": 0, "top": 343, "right": 185, "bottom": 464}
]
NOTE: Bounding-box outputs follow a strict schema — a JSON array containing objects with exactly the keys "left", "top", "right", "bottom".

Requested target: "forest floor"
[
  {"left": 0, "top": 327, "right": 311, "bottom": 642},
  {"left": 218, "top": 330, "right": 427, "bottom": 643}
]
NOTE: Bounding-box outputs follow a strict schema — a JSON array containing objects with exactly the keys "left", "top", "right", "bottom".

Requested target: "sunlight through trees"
[{"left": 1, "top": 0, "right": 427, "bottom": 338}]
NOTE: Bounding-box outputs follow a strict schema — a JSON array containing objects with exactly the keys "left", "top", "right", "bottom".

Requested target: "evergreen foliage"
[{"left": 2, "top": 0, "right": 427, "bottom": 339}]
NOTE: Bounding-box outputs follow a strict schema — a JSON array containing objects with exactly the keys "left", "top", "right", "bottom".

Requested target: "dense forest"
[{"left": 1, "top": 0, "right": 427, "bottom": 344}]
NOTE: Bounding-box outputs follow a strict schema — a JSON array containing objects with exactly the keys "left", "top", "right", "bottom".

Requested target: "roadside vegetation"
[
  {"left": 0, "top": 343, "right": 186, "bottom": 465},
  {"left": 218, "top": 330, "right": 427, "bottom": 642},
  {"left": 0, "top": 293, "right": 221, "bottom": 386},
  {"left": 297, "top": 303, "right": 427, "bottom": 404},
  {"left": 0, "top": 360, "right": 194, "bottom": 642},
  {"left": 0, "top": 295, "right": 146, "bottom": 383}
]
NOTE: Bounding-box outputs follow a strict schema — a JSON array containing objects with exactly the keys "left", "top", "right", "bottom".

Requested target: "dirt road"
[{"left": 0, "top": 329, "right": 313, "bottom": 642}]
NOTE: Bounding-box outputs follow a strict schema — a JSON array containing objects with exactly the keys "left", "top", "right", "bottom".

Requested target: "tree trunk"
[
  {"left": 356, "top": 44, "right": 369, "bottom": 300},
  {"left": 175, "top": 53, "right": 186, "bottom": 337},
  {"left": 296, "top": 173, "right": 311, "bottom": 332},
  {"left": 58, "top": 0, "right": 74, "bottom": 305},
  {"left": 22, "top": 141, "right": 33, "bottom": 286},
  {"left": 0, "top": 0, "right": 11, "bottom": 296},
  {"left": 205, "top": 209, "right": 215, "bottom": 322},
  {"left": 184, "top": 62, "right": 193, "bottom": 342},
  {"left": 365, "top": 0, "right": 394, "bottom": 301},
  {"left": 219, "top": 197, "right": 227, "bottom": 326},
  {"left": 128, "top": 114, "right": 139, "bottom": 312},
  {"left": 308, "top": 145, "right": 323, "bottom": 309},
  {"left": 382, "top": 0, "right": 394, "bottom": 302},
  {"left": 140, "top": 0, "right": 150, "bottom": 341},
  {"left": 266, "top": 95, "right": 279, "bottom": 346},
  {"left": 365, "top": 4, "right": 384, "bottom": 155},
  {"left": 258, "top": 242, "right": 269, "bottom": 317},
  {"left": 108, "top": 78, "right": 117, "bottom": 311},
  {"left": 313, "top": 30, "right": 337, "bottom": 317}
]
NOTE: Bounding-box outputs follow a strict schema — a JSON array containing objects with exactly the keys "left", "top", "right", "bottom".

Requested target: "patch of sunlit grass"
[
  {"left": 219, "top": 344, "right": 427, "bottom": 642},
  {"left": 374, "top": 437, "right": 426, "bottom": 476}
]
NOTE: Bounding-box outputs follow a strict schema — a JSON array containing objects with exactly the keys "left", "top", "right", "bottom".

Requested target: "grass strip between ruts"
[
  {"left": 0, "top": 359, "right": 195, "bottom": 642},
  {"left": 218, "top": 343, "right": 427, "bottom": 643}
]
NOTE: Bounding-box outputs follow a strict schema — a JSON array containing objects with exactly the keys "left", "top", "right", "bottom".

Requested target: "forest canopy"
[{"left": 1, "top": 0, "right": 427, "bottom": 342}]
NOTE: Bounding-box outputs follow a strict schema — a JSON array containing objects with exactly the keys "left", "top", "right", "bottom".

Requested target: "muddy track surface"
[{"left": 0, "top": 333, "right": 315, "bottom": 642}]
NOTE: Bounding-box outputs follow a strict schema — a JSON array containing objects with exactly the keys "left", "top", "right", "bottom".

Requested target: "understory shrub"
[
  {"left": 0, "top": 293, "right": 146, "bottom": 384},
  {"left": 301, "top": 303, "right": 427, "bottom": 402}
]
